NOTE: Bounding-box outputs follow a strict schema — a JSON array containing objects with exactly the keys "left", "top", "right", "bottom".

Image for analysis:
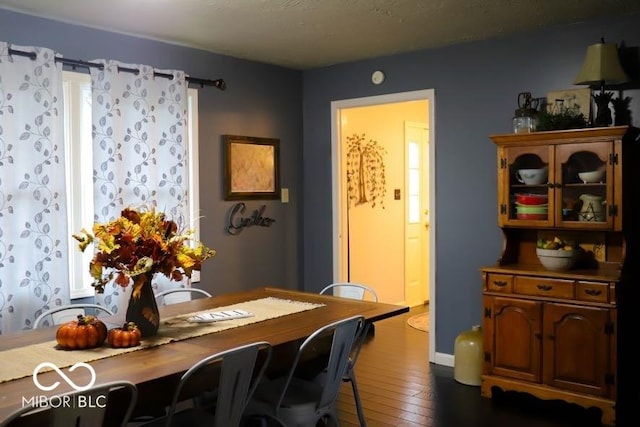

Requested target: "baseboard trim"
[{"left": 434, "top": 351, "right": 454, "bottom": 367}]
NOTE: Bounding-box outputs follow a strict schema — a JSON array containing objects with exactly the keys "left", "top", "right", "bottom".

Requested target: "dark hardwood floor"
[{"left": 335, "top": 305, "right": 606, "bottom": 427}]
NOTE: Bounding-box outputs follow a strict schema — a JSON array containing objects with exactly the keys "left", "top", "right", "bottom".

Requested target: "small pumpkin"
[
  {"left": 108, "top": 322, "right": 142, "bottom": 348},
  {"left": 56, "top": 314, "right": 108, "bottom": 350}
]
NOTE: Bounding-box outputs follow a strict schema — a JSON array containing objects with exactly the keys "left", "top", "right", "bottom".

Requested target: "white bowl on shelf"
[
  {"left": 536, "top": 248, "right": 577, "bottom": 272},
  {"left": 516, "top": 167, "right": 548, "bottom": 185},
  {"left": 578, "top": 170, "right": 605, "bottom": 183}
]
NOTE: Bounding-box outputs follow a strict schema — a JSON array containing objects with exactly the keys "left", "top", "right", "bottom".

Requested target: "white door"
[{"left": 404, "top": 121, "right": 429, "bottom": 307}]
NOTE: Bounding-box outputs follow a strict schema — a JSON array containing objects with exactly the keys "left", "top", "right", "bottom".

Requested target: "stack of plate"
[{"left": 514, "top": 193, "right": 548, "bottom": 220}]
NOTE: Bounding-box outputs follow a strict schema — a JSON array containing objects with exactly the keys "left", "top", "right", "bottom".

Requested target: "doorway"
[{"left": 330, "top": 89, "right": 436, "bottom": 361}]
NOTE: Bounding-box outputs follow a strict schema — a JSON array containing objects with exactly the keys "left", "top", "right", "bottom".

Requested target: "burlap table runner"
[{"left": 0, "top": 297, "right": 324, "bottom": 384}]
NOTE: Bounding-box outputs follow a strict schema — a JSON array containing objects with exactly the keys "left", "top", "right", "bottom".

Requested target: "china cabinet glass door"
[
  {"left": 500, "top": 142, "right": 615, "bottom": 230},
  {"left": 501, "top": 145, "right": 553, "bottom": 226},
  {"left": 555, "top": 142, "right": 614, "bottom": 229}
]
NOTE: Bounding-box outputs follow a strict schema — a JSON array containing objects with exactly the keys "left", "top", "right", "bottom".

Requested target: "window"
[
  {"left": 407, "top": 141, "right": 421, "bottom": 224},
  {"left": 63, "top": 71, "right": 200, "bottom": 298}
]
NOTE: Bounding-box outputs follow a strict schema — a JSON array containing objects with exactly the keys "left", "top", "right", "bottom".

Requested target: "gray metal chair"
[
  {"left": 319, "top": 282, "right": 378, "bottom": 302},
  {"left": 244, "top": 315, "right": 365, "bottom": 427},
  {"left": 154, "top": 288, "right": 212, "bottom": 306},
  {"left": 33, "top": 303, "right": 114, "bottom": 329},
  {"left": 140, "top": 341, "right": 272, "bottom": 427},
  {"left": 319, "top": 283, "right": 378, "bottom": 427},
  {"left": 0, "top": 380, "right": 137, "bottom": 427}
]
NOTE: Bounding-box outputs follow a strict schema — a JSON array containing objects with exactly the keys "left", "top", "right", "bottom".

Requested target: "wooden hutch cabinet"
[{"left": 481, "top": 126, "right": 639, "bottom": 426}]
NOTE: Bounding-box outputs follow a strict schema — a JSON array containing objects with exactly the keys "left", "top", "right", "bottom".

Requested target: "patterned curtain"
[
  {"left": 0, "top": 42, "right": 69, "bottom": 334},
  {"left": 89, "top": 60, "right": 190, "bottom": 317}
]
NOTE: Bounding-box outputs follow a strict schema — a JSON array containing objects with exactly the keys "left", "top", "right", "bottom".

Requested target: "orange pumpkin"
[
  {"left": 108, "top": 322, "right": 142, "bottom": 348},
  {"left": 56, "top": 314, "right": 108, "bottom": 350}
]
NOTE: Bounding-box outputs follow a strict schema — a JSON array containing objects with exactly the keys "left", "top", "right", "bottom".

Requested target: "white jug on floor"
[{"left": 454, "top": 325, "right": 482, "bottom": 386}]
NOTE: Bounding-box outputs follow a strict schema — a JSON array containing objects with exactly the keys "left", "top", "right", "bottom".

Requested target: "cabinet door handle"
[
  {"left": 493, "top": 280, "right": 507, "bottom": 287},
  {"left": 585, "top": 288, "right": 602, "bottom": 296},
  {"left": 547, "top": 334, "right": 555, "bottom": 340},
  {"left": 534, "top": 332, "right": 542, "bottom": 340},
  {"left": 536, "top": 284, "right": 552, "bottom": 291}
]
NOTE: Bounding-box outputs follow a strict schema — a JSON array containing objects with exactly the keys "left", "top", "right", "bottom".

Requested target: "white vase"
[{"left": 94, "top": 278, "right": 132, "bottom": 328}]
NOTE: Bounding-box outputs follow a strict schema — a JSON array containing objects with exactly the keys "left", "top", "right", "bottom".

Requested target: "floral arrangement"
[{"left": 72, "top": 207, "right": 216, "bottom": 298}]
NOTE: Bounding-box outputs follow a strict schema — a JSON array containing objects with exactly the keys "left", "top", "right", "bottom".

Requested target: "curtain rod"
[{"left": 7, "top": 47, "right": 226, "bottom": 90}]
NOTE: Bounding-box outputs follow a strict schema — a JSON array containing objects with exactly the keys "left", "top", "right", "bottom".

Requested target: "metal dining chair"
[
  {"left": 139, "top": 341, "right": 272, "bottom": 427},
  {"left": 0, "top": 380, "right": 137, "bottom": 427},
  {"left": 319, "top": 283, "right": 378, "bottom": 427},
  {"left": 244, "top": 315, "right": 365, "bottom": 427},
  {"left": 154, "top": 288, "right": 212, "bottom": 306},
  {"left": 33, "top": 304, "right": 114, "bottom": 329},
  {"left": 319, "top": 282, "right": 379, "bottom": 302}
]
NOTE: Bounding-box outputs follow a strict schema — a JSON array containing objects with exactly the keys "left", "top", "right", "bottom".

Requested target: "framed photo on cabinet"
[
  {"left": 546, "top": 88, "right": 592, "bottom": 122},
  {"left": 223, "top": 135, "right": 280, "bottom": 200}
]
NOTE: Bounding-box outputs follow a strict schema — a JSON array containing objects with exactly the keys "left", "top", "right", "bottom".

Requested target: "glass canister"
[
  {"left": 454, "top": 325, "right": 483, "bottom": 386},
  {"left": 513, "top": 108, "right": 538, "bottom": 134}
]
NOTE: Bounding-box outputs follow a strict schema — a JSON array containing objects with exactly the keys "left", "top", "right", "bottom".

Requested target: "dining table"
[{"left": 0, "top": 286, "right": 409, "bottom": 425}]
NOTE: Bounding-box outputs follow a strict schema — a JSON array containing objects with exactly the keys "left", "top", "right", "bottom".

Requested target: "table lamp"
[{"left": 574, "top": 38, "right": 629, "bottom": 127}]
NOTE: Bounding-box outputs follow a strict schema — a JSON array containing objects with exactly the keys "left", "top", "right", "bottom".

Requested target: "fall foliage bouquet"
[{"left": 72, "top": 207, "right": 216, "bottom": 298}]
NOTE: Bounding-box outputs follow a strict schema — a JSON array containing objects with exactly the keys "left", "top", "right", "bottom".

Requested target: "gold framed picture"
[
  {"left": 223, "top": 135, "right": 280, "bottom": 200},
  {"left": 546, "top": 88, "right": 592, "bottom": 122}
]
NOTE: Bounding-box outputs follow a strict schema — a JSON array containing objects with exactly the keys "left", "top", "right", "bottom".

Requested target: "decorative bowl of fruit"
[{"left": 536, "top": 237, "right": 578, "bottom": 272}]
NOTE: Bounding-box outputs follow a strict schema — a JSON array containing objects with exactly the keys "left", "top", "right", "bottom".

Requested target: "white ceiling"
[{"left": 1, "top": 0, "right": 639, "bottom": 70}]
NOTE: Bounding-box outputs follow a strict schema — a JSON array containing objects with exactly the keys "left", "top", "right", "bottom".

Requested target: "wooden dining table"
[{"left": 0, "top": 287, "right": 409, "bottom": 424}]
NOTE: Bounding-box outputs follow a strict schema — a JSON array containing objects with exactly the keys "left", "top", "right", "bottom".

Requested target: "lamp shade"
[{"left": 574, "top": 42, "right": 629, "bottom": 86}]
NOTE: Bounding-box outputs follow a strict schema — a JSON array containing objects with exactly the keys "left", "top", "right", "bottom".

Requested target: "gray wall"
[
  {"left": 0, "top": 8, "right": 304, "bottom": 295},
  {"left": 301, "top": 13, "right": 640, "bottom": 354},
  {"left": 2, "top": 8, "right": 639, "bottom": 356}
]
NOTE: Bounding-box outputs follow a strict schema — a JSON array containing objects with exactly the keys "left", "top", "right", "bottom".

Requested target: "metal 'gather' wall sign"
[{"left": 226, "top": 203, "right": 276, "bottom": 235}]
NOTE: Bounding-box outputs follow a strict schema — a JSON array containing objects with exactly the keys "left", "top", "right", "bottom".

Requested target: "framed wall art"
[
  {"left": 223, "top": 135, "right": 280, "bottom": 200},
  {"left": 546, "top": 88, "right": 592, "bottom": 122}
]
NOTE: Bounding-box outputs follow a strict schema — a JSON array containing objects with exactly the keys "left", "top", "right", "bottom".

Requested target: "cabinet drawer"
[
  {"left": 514, "top": 276, "right": 574, "bottom": 299},
  {"left": 486, "top": 274, "right": 513, "bottom": 293},
  {"left": 576, "top": 281, "right": 609, "bottom": 303}
]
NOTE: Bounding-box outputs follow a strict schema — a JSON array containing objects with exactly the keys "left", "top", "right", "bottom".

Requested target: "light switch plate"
[{"left": 281, "top": 188, "right": 289, "bottom": 203}]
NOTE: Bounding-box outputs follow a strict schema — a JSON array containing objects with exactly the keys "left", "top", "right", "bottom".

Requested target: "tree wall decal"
[{"left": 346, "top": 133, "right": 387, "bottom": 208}]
